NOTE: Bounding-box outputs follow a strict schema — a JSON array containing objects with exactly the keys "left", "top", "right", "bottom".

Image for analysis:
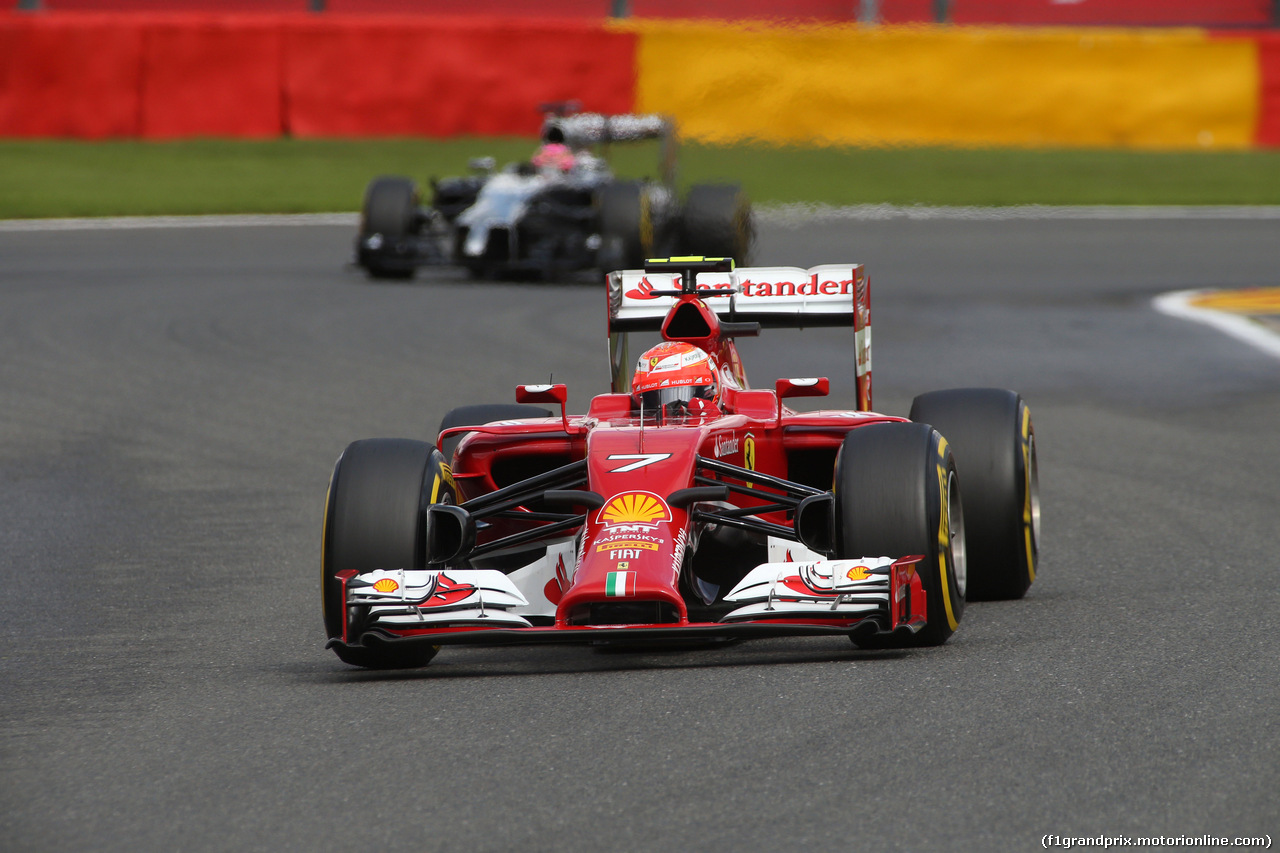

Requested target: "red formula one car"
[{"left": 322, "top": 257, "right": 1040, "bottom": 668}]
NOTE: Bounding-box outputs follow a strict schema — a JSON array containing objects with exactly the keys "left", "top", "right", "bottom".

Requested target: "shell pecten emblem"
[
  {"left": 373, "top": 578, "right": 400, "bottom": 593},
  {"left": 845, "top": 565, "right": 873, "bottom": 582},
  {"left": 598, "top": 492, "right": 671, "bottom": 527}
]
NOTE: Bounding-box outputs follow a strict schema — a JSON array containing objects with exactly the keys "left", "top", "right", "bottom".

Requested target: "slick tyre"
[
  {"left": 598, "top": 181, "right": 654, "bottom": 272},
  {"left": 909, "top": 388, "right": 1039, "bottom": 600},
  {"left": 322, "top": 438, "right": 455, "bottom": 668},
  {"left": 679, "top": 184, "right": 754, "bottom": 265},
  {"left": 359, "top": 176, "right": 418, "bottom": 280},
  {"left": 833, "top": 422, "right": 966, "bottom": 647},
  {"left": 437, "top": 404, "right": 554, "bottom": 462}
]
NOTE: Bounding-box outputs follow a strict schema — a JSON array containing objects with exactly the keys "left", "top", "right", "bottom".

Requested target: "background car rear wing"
[
  {"left": 546, "top": 113, "right": 671, "bottom": 146},
  {"left": 606, "top": 262, "right": 872, "bottom": 410},
  {"left": 542, "top": 111, "right": 678, "bottom": 186}
]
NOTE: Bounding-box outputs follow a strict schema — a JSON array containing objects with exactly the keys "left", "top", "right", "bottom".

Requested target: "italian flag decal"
[{"left": 605, "top": 571, "right": 636, "bottom": 597}]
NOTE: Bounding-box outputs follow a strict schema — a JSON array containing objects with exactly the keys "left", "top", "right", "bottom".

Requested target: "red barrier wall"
[
  {"left": 630, "top": 0, "right": 854, "bottom": 19},
  {"left": 0, "top": 14, "right": 636, "bottom": 138},
  {"left": 0, "top": 15, "right": 142, "bottom": 137},
  {"left": 142, "top": 17, "right": 283, "bottom": 138},
  {"left": 949, "top": 0, "right": 1272, "bottom": 27},
  {"left": 1256, "top": 33, "right": 1280, "bottom": 145},
  {"left": 285, "top": 16, "right": 635, "bottom": 136},
  {"left": 324, "top": 0, "right": 609, "bottom": 14},
  {"left": 32, "top": 1, "right": 307, "bottom": 9}
]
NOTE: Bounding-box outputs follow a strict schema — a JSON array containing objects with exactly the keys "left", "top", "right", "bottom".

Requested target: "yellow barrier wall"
[{"left": 627, "top": 22, "right": 1258, "bottom": 149}]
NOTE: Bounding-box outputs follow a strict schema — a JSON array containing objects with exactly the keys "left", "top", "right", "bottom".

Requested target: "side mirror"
[
  {"left": 776, "top": 377, "right": 830, "bottom": 400},
  {"left": 775, "top": 378, "right": 829, "bottom": 420},
  {"left": 517, "top": 384, "right": 570, "bottom": 433}
]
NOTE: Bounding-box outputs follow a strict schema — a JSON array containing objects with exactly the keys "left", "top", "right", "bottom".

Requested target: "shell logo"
[
  {"left": 599, "top": 492, "right": 671, "bottom": 526},
  {"left": 373, "top": 578, "right": 400, "bottom": 593},
  {"left": 845, "top": 565, "right": 872, "bottom": 582}
]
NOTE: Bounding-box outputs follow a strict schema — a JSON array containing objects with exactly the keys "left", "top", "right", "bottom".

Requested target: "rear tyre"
[
  {"left": 679, "top": 184, "right": 754, "bottom": 265},
  {"left": 598, "top": 181, "right": 653, "bottom": 272},
  {"left": 909, "top": 388, "right": 1039, "bottom": 600},
  {"left": 438, "top": 403, "right": 554, "bottom": 462},
  {"left": 833, "top": 422, "right": 966, "bottom": 647},
  {"left": 358, "top": 176, "right": 419, "bottom": 280},
  {"left": 322, "top": 438, "right": 455, "bottom": 668}
]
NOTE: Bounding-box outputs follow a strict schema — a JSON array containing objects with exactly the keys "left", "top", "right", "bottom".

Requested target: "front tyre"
[
  {"left": 909, "top": 388, "right": 1039, "bottom": 601},
  {"left": 833, "top": 422, "right": 966, "bottom": 647},
  {"left": 357, "top": 176, "right": 420, "bottom": 280},
  {"left": 322, "top": 438, "right": 455, "bottom": 668}
]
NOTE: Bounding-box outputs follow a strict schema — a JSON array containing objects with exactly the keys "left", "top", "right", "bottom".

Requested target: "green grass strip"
[{"left": 4, "top": 138, "right": 1280, "bottom": 218}]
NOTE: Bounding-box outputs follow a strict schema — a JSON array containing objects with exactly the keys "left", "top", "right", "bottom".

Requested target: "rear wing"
[
  {"left": 606, "top": 262, "right": 873, "bottom": 410},
  {"left": 542, "top": 112, "right": 678, "bottom": 185}
]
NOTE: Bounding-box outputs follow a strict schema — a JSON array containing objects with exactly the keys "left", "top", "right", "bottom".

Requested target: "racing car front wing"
[{"left": 329, "top": 556, "right": 927, "bottom": 653}]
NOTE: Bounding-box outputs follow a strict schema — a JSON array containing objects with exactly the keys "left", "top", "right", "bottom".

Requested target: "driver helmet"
[
  {"left": 532, "top": 142, "right": 575, "bottom": 172},
  {"left": 631, "top": 342, "right": 720, "bottom": 417}
]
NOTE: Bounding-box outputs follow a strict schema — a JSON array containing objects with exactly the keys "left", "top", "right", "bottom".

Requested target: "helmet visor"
[{"left": 637, "top": 384, "right": 716, "bottom": 412}]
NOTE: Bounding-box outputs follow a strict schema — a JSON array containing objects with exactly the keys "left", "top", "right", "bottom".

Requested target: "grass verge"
[{"left": 4, "top": 138, "right": 1280, "bottom": 218}]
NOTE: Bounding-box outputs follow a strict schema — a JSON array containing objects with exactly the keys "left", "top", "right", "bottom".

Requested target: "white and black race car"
[{"left": 354, "top": 107, "right": 754, "bottom": 280}]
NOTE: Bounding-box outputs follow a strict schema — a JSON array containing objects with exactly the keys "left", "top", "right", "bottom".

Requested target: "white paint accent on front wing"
[
  {"left": 721, "top": 599, "right": 883, "bottom": 621},
  {"left": 501, "top": 538, "right": 578, "bottom": 618},
  {"left": 725, "top": 557, "right": 896, "bottom": 602},
  {"left": 371, "top": 608, "right": 533, "bottom": 628},
  {"left": 349, "top": 569, "right": 529, "bottom": 609}
]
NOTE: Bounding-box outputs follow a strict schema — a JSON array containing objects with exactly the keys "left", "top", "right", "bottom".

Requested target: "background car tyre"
[
  {"left": 598, "top": 181, "right": 654, "bottom": 271},
  {"left": 908, "top": 388, "right": 1039, "bottom": 600},
  {"left": 322, "top": 438, "right": 455, "bottom": 668},
  {"left": 438, "top": 404, "right": 555, "bottom": 461},
  {"left": 679, "top": 183, "right": 755, "bottom": 265},
  {"left": 358, "top": 176, "right": 419, "bottom": 280},
  {"left": 832, "top": 422, "right": 966, "bottom": 647}
]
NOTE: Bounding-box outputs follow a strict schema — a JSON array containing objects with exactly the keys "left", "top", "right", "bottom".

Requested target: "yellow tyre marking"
[
  {"left": 936, "top": 436, "right": 959, "bottom": 631},
  {"left": 430, "top": 461, "right": 454, "bottom": 504},
  {"left": 1024, "top": 404, "right": 1034, "bottom": 578}
]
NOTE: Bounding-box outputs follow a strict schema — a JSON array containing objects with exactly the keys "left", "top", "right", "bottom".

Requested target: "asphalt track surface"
[{"left": 2, "top": 214, "right": 1278, "bottom": 852}]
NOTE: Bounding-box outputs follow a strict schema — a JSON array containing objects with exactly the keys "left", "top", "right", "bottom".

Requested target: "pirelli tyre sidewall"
[
  {"left": 908, "top": 388, "right": 1038, "bottom": 601},
  {"left": 833, "top": 422, "right": 966, "bottom": 647},
  {"left": 321, "top": 438, "right": 455, "bottom": 668}
]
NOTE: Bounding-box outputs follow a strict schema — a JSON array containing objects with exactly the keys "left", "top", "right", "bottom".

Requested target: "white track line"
[
  {"left": 1154, "top": 290, "right": 1280, "bottom": 361},
  {"left": 6, "top": 206, "right": 1280, "bottom": 232},
  {"left": 0, "top": 213, "right": 358, "bottom": 232}
]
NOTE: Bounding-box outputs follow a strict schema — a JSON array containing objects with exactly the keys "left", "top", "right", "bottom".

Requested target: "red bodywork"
[{"left": 337, "top": 259, "right": 929, "bottom": 650}]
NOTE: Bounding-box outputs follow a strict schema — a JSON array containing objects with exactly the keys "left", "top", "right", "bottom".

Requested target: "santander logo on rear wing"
[{"left": 607, "top": 264, "right": 868, "bottom": 331}]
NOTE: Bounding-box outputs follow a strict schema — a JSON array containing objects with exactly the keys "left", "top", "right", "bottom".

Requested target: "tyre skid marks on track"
[{"left": 1154, "top": 287, "right": 1280, "bottom": 361}]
